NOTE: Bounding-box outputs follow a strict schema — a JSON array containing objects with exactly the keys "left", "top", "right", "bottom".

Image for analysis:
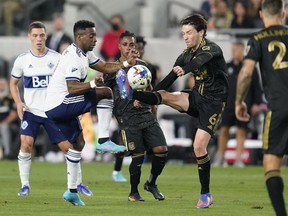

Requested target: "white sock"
[
  {"left": 66, "top": 149, "right": 81, "bottom": 189},
  {"left": 18, "top": 150, "right": 31, "bottom": 187},
  {"left": 113, "top": 170, "right": 119, "bottom": 175},
  {"left": 76, "top": 162, "right": 82, "bottom": 186},
  {"left": 96, "top": 99, "right": 113, "bottom": 139}
]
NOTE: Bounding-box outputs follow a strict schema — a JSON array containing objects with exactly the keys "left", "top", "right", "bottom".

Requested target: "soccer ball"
[{"left": 127, "top": 65, "right": 152, "bottom": 90}]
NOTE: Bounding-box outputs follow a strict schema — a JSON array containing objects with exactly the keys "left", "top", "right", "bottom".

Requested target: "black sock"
[
  {"left": 265, "top": 170, "right": 287, "bottom": 216},
  {"left": 147, "top": 152, "right": 168, "bottom": 185},
  {"left": 129, "top": 154, "right": 145, "bottom": 194},
  {"left": 196, "top": 154, "right": 211, "bottom": 194},
  {"left": 132, "top": 91, "right": 162, "bottom": 105},
  {"left": 98, "top": 137, "right": 109, "bottom": 144},
  {"left": 69, "top": 189, "right": 77, "bottom": 193},
  {"left": 114, "top": 152, "right": 124, "bottom": 171}
]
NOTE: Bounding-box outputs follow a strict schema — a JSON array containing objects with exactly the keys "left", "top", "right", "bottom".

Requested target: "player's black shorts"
[
  {"left": 220, "top": 108, "right": 248, "bottom": 129},
  {"left": 120, "top": 121, "right": 167, "bottom": 153},
  {"left": 181, "top": 89, "right": 226, "bottom": 135},
  {"left": 263, "top": 109, "right": 288, "bottom": 156}
]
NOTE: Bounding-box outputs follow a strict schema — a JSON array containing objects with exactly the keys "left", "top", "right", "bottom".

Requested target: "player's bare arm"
[
  {"left": 235, "top": 59, "right": 256, "bottom": 122},
  {"left": 66, "top": 80, "right": 92, "bottom": 94},
  {"left": 9, "top": 78, "right": 28, "bottom": 120},
  {"left": 91, "top": 49, "right": 139, "bottom": 73}
]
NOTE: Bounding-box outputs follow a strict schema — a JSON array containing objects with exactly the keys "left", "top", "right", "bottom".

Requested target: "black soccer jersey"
[
  {"left": 245, "top": 25, "right": 288, "bottom": 110},
  {"left": 175, "top": 39, "right": 228, "bottom": 102},
  {"left": 103, "top": 59, "right": 156, "bottom": 129}
]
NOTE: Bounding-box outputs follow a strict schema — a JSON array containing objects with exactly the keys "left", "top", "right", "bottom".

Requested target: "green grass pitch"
[{"left": 0, "top": 160, "right": 287, "bottom": 216}]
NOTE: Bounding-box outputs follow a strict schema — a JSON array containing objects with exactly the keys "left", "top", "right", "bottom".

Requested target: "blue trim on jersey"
[
  {"left": 23, "top": 75, "right": 50, "bottom": 88},
  {"left": 66, "top": 157, "right": 80, "bottom": 163},
  {"left": 11, "top": 74, "right": 21, "bottom": 80},
  {"left": 29, "top": 49, "right": 49, "bottom": 58},
  {"left": 65, "top": 77, "right": 86, "bottom": 82},
  {"left": 72, "top": 43, "right": 86, "bottom": 57},
  {"left": 89, "top": 58, "right": 100, "bottom": 66}
]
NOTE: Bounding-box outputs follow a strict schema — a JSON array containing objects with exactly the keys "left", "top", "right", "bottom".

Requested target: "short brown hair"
[{"left": 28, "top": 21, "right": 46, "bottom": 33}]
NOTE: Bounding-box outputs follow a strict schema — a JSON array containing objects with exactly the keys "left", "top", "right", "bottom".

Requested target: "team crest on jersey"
[
  {"left": 47, "top": 62, "right": 54, "bottom": 69},
  {"left": 21, "top": 121, "right": 28, "bottom": 130},
  {"left": 202, "top": 46, "right": 210, "bottom": 51},
  {"left": 128, "top": 142, "right": 135, "bottom": 151}
]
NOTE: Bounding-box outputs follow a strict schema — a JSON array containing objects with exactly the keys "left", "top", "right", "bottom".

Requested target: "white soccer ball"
[{"left": 127, "top": 65, "right": 152, "bottom": 90}]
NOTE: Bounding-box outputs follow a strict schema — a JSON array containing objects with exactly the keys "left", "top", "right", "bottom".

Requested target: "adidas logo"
[
  {"left": 72, "top": 68, "right": 78, "bottom": 72},
  {"left": 28, "top": 64, "right": 33, "bottom": 68}
]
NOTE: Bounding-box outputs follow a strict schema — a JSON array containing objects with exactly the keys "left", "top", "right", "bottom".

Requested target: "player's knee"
[
  {"left": 152, "top": 146, "right": 168, "bottom": 154},
  {"left": 97, "top": 86, "right": 113, "bottom": 100}
]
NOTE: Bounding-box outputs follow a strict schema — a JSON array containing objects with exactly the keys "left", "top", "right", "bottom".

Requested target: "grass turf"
[{"left": 0, "top": 160, "right": 286, "bottom": 216}]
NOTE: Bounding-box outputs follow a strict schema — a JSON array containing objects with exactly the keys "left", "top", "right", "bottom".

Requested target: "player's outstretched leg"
[{"left": 95, "top": 98, "right": 126, "bottom": 153}]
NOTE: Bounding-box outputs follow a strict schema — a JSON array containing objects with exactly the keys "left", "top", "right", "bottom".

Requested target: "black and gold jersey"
[
  {"left": 245, "top": 25, "right": 288, "bottom": 110},
  {"left": 175, "top": 39, "right": 228, "bottom": 102},
  {"left": 103, "top": 59, "right": 156, "bottom": 130}
]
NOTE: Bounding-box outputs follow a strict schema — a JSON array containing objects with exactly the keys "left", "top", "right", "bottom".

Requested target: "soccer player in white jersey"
[
  {"left": 45, "top": 20, "right": 138, "bottom": 206},
  {"left": 10, "top": 21, "right": 93, "bottom": 199}
]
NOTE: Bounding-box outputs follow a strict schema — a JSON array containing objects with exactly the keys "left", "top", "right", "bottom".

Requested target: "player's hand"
[
  {"left": 94, "top": 74, "right": 104, "bottom": 86},
  {"left": 173, "top": 66, "right": 185, "bottom": 76},
  {"left": 127, "top": 48, "right": 139, "bottom": 66},
  {"left": 133, "top": 100, "right": 141, "bottom": 108},
  {"left": 16, "top": 102, "right": 29, "bottom": 120},
  {"left": 235, "top": 101, "right": 250, "bottom": 122}
]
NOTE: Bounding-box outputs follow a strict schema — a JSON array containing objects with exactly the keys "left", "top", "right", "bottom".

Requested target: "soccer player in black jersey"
[
  {"left": 128, "top": 14, "right": 228, "bottom": 208},
  {"left": 236, "top": 0, "right": 288, "bottom": 215},
  {"left": 103, "top": 31, "right": 168, "bottom": 201}
]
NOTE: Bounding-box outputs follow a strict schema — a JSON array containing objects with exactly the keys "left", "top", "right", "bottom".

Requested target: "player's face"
[
  {"left": 135, "top": 42, "right": 145, "bottom": 58},
  {"left": 181, "top": 25, "right": 203, "bottom": 50},
  {"left": 79, "top": 27, "right": 97, "bottom": 52},
  {"left": 119, "top": 36, "right": 135, "bottom": 59},
  {"left": 28, "top": 28, "right": 47, "bottom": 52}
]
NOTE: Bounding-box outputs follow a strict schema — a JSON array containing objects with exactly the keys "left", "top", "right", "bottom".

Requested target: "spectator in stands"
[
  {"left": 0, "top": 78, "right": 18, "bottom": 159},
  {"left": 230, "top": 0, "right": 255, "bottom": 28},
  {"left": 207, "top": 0, "right": 233, "bottom": 29},
  {"left": 100, "top": 14, "right": 125, "bottom": 61},
  {"left": 213, "top": 41, "right": 263, "bottom": 168},
  {"left": 46, "top": 13, "right": 72, "bottom": 53},
  {"left": 1, "top": 0, "right": 22, "bottom": 35},
  {"left": 247, "top": 0, "right": 264, "bottom": 28},
  {"left": 200, "top": 0, "right": 217, "bottom": 19}
]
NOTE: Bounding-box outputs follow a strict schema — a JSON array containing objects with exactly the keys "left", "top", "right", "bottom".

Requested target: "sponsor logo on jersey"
[
  {"left": 21, "top": 121, "right": 28, "bottom": 130},
  {"left": 24, "top": 75, "right": 50, "bottom": 88}
]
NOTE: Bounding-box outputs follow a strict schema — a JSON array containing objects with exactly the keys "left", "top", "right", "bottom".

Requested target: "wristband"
[
  {"left": 90, "top": 80, "right": 97, "bottom": 88},
  {"left": 123, "top": 60, "right": 131, "bottom": 67}
]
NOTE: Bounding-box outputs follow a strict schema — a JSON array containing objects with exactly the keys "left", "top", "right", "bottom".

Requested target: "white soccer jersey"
[
  {"left": 45, "top": 43, "right": 100, "bottom": 111},
  {"left": 11, "top": 49, "right": 60, "bottom": 117}
]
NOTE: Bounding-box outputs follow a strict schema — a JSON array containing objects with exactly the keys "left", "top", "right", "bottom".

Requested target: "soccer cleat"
[
  {"left": 233, "top": 160, "right": 245, "bottom": 168},
  {"left": 112, "top": 171, "right": 127, "bottom": 182},
  {"left": 77, "top": 183, "right": 93, "bottom": 196},
  {"left": 144, "top": 181, "right": 165, "bottom": 200},
  {"left": 196, "top": 193, "right": 213, "bottom": 208},
  {"left": 63, "top": 190, "right": 85, "bottom": 206},
  {"left": 96, "top": 140, "right": 126, "bottom": 153},
  {"left": 18, "top": 185, "right": 30, "bottom": 196},
  {"left": 128, "top": 192, "right": 145, "bottom": 202},
  {"left": 116, "top": 69, "right": 133, "bottom": 99}
]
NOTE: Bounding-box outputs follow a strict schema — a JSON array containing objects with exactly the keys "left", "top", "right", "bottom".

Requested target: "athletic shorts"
[
  {"left": 20, "top": 111, "right": 66, "bottom": 144},
  {"left": 263, "top": 110, "right": 288, "bottom": 156},
  {"left": 181, "top": 89, "right": 226, "bottom": 135},
  {"left": 220, "top": 108, "right": 248, "bottom": 129},
  {"left": 120, "top": 121, "right": 167, "bottom": 154},
  {"left": 45, "top": 90, "right": 97, "bottom": 144}
]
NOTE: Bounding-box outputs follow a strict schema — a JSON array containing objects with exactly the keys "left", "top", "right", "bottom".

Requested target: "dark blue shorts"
[
  {"left": 20, "top": 111, "right": 66, "bottom": 144},
  {"left": 45, "top": 90, "right": 97, "bottom": 144}
]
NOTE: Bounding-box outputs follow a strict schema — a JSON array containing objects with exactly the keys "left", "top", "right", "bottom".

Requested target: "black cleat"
[
  {"left": 128, "top": 192, "right": 145, "bottom": 202},
  {"left": 144, "top": 181, "right": 165, "bottom": 200}
]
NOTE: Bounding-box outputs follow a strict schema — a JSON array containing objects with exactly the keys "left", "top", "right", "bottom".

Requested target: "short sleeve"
[
  {"left": 87, "top": 51, "right": 100, "bottom": 66},
  {"left": 245, "top": 36, "right": 261, "bottom": 62},
  {"left": 65, "top": 62, "right": 82, "bottom": 81},
  {"left": 11, "top": 57, "right": 23, "bottom": 80}
]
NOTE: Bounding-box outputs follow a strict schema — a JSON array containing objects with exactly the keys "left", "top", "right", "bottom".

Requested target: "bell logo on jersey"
[
  {"left": 32, "top": 76, "right": 50, "bottom": 88},
  {"left": 24, "top": 75, "right": 50, "bottom": 88}
]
